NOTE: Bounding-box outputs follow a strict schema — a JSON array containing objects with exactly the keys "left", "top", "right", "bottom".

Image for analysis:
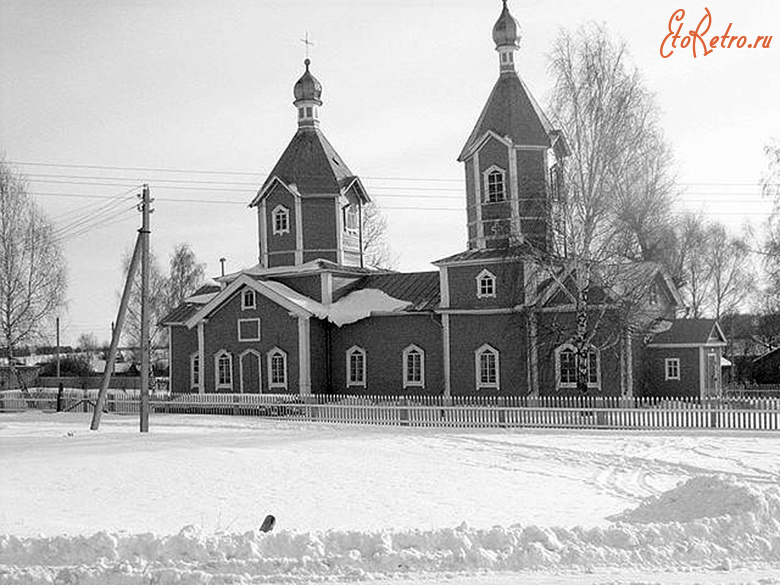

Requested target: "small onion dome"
[
  {"left": 293, "top": 58, "right": 322, "bottom": 105},
  {"left": 492, "top": 0, "right": 521, "bottom": 49}
]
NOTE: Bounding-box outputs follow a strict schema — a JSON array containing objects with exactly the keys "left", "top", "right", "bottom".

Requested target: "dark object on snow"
[{"left": 259, "top": 514, "right": 276, "bottom": 532}]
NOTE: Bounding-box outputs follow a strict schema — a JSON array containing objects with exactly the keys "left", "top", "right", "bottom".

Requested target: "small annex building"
[{"left": 162, "top": 1, "right": 719, "bottom": 399}]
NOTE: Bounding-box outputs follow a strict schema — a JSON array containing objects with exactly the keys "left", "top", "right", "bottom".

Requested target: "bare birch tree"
[
  {"left": 166, "top": 243, "right": 206, "bottom": 310},
  {"left": 0, "top": 161, "right": 67, "bottom": 387},
  {"left": 544, "top": 24, "right": 677, "bottom": 393},
  {"left": 361, "top": 202, "right": 397, "bottom": 270}
]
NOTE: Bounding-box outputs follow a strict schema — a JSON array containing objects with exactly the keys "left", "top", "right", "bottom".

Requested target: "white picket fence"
[{"left": 3, "top": 388, "right": 780, "bottom": 431}]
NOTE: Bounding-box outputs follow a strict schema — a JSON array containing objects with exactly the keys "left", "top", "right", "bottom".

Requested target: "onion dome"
[
  {"left": 293, "top": 58, "right": 322, "bottom": 106},
  {"left": 492, "top": 0, "right": 521, "bottom": 49}
]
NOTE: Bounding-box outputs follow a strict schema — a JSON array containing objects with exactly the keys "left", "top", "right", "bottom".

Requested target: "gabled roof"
[
  {"left": 647, "top": 319, "right": 727, "bottom": 346},
  {"left": 459, "top": 72, "right": 553, "bottom": 161},
  {"left": 184, "top": 274, "right": 316, "bottom": 329},
  {"left": 336, "top": 271, "right": 440, "bottom": 311},
  {"left": 160, "top": 304, "right": 200, "bottom": 326},
  {"left": 251, "top": 127, "right": 366, "bottom": 205}
]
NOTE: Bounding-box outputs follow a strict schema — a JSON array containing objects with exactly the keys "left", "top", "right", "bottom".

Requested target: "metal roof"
[
  {"left": 337, "top": 271, "right": 440, "bottom": 312},
  {"left": 648, "top": 319, "right": 725, "bottom": 345}
]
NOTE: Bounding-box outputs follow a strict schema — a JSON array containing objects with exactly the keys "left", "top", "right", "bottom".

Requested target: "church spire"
[
  {"left": 492, "top": 0, "right": 521, "bottom": 74},
  {"left": 293, "top": 58, "right": 322, "bottom": 128}
]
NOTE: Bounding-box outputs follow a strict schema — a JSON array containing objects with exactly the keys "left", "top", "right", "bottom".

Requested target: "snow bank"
[
  {"left": 325, "top": 289, "right": 410, "bottom": 326},
  {"left": 3, "top": 476, "right": 780, "bottom": 584}
]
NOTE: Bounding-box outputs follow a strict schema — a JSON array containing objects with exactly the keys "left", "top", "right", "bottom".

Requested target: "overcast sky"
[{"left": 1, "top": 0, "right": 778, "bottom": 346}]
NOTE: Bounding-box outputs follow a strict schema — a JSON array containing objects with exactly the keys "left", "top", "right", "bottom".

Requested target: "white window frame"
[
  {"left": 475, "top": 344, "right": 500, "bottom": 390},
  {"left": 272, "top": 205, "right": 290, "bottom": 235},
  {"left": 402, "top": 344, "right": 425, "bottom": 389},
  {"left": 237, "top": 318, "right": 261, "bottom": 342},
  {"left": 476, "top": 269, "right": 497, "bottom": 299},
  {"left": 665, "top": 357, "right": 680, "bottom": 381},
  {"left": 554, "top": 343, "right": 601, "bottom": 390},
  {"left": 242, "top": 289, "right": 256, "bottom": 310},
  {"left": 483, "top": 165, "right": 506, "bottom": 203},
  {"left": 267, "top": 347, "right": 288, "bottom": 391},
  {"left": 648, "top": 282, "right": 659, "bottom": 306},
  {"left": 190, "top": 352, "right": 200, "bottom": 390},
  {"left": 346, "top": 345, "right": 366, "bottom": 388},
  {"left": 215, "top": 350, "right": 233, "bottom": 391},
  {"left": 343, "top": 204, "right": 359, "bottom": 235}
]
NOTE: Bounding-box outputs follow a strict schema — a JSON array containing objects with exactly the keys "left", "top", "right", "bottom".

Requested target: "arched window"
[
  {"left": 555, "top": 343, "right": 600, "bottom": 390},
  {"left": 190, "top": 352, "right": 200, "bottom": 390},
  {"left": 402, "top": 344, "right": 425, "bottom": 388},
  {"left": 476, "top": 269, "right": 497, "bottom": 299},
  {"left": 475, "top": 344, "right": 500, "bottom": 390},
  {"left": 267, "top": 347, "right": 288, "bottom": 390},
  {"left": 346, "top": 346, "right": 366, "bottom": 387},
  {"left": 272, "top": 205, "right": 290, "bottom": 235},
  {"left": 343, "top": 204, "right": 359, "bottom": 234},
  {"left": 242, "top": 289, "right": 256, "bottom": 310},
  {"left": 215, "top": 350, "right": 233, "bottom": 391},
  {"left": 484, "top": 167, "right": 506, "bottom": 203}
]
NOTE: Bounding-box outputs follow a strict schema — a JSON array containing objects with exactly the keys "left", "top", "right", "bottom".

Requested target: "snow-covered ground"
[{"left": 2, "top": 411, "right": 780, "bottom": 584}]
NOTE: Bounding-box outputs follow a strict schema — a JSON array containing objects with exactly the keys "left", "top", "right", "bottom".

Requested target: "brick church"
[{"left": 162, "top": 2, "right": 725, "bottom": 398}]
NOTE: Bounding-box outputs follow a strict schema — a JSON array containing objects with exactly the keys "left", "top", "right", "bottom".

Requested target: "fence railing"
[{"left": 3, "top": 389, "right": 780, "bottom": 431}]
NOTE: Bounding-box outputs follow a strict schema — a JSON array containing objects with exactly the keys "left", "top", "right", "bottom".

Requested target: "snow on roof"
[
  {"left": 327, "top": 289, "right": 410, "bottom": 326},
  {"left": 263, "top": 281, "right": 411, "bottom": 326}
]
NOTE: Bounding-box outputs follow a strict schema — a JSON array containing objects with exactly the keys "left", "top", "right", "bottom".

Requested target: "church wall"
[
  {"left": 202, "top": 288, "right": 300, "bottom": 393},
  {"left": 272, "top": 275, "right": 322, "bottom": 302},
  {"left": 478, "top": 137, "right": 510, "bottom": 181},
  {"left": 309, "top": 319, "right": 329, "bottom": 394},
  {"left": 465, "top": 161, "right": 477, "bottom": 227},
  {"left": 329, "top": 314, "right": 443, "bottom": 395},
  {"left": 516, "top": 149, "right": 549, "bottom": 249},
  {"left": 169, "top": 325, "right": 198, "bottom": 394},
  {"left": 446, "top": 261, "right": 524, "bottom": 309},
  {"left": 302, "top": 197, "right": 338, "bottom": 257},
  {"left": 641, "top": 347, "right": 700, "bottom": 398},
  {"left": 448, "top": 313, "right": 528, "bottom": 396},
  {"left": 264, "top": 184, "right": 297, "bottom": 259}
]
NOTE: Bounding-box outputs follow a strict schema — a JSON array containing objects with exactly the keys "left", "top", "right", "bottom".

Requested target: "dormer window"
[
  {"left": 648, "top": 282, "right": 659, "bottom": 306},
  {"left": 242, "top": 289, "right": 256, "bottom": 310},
  {"left": 272, "top": 205, "right": 290, "bottom": 235},
  {"left": 484, "top": 167, "right": 506, "bottom": 203},
  {"left": 476, "top": 269, "right": 497, "bottom": 299},
  {"left": 343, "top": 204, "right": 359, "bottom": 234}
]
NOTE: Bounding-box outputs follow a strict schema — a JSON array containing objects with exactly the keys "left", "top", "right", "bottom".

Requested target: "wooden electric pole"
[
  {"left": 55, "top": 317, "right": 60, "bottom": 378},
  {"left": 139, "top": 184, "right": 152, "bottom": 433},
  {"left": 90, "top": 184, "right": 153, "bottom": 432}
]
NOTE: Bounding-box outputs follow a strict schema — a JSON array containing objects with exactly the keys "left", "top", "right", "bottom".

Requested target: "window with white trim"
[
  {"left": 402, "top": 345, "right": 425, "bottom": 388},
  {"left": 343, "top": 204, "right": 359, "bottom": 234},
  {"left": 665, "top": 358, "right": 680, "bottom": 381},
  {"left": 555, "top": 344, "right": 600, "bottom": 390},
  {"left": 267, "top": 348, "right": 288, "bottom": 390},
  {"left": 215, "top": 350, "right": 233, "bottom": 390},
  {"left": 346, "top": 346, "right": 366, "bottom": 387},
  {"left": 190, "top": 353, "right": 200, "bottom": 390},
  {"left": 238, "top": 318, "right": 261, "bottom": 342},
  {"left": 272, "top": 205, "right": 290, "bottom": 235},
  {"left": 475, "top": 344, "right": 499, "bottom": 390},
  {"left": 242, "top": 289, "right": 256, "bottom": 310},
  {"left": 648, "top": 282, "right": 659, "bottom": 306},
  {"left": 476, "top": 269, "right": 497, "bottom": 299},
  {"left": 484, "top": 167, "right": 506, "bottom": 203}
]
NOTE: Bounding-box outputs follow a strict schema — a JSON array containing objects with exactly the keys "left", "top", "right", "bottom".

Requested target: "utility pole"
[
  {"left": 55, "top": 317, "right": 60, "bottom": 378},
  {"left": 90, "top": 184, "right": 152, "bottom": 432},
  {"left": 139, "top": 184, "right": 152, "bottom": 433}
]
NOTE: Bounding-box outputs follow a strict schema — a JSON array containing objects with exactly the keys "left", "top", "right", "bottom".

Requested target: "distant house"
[
  {"left": 752, "top": 348, "right": 780, "bottom": 384},
  {"left": 642, "top": 319, "right": 727, "bottom": 397}
]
